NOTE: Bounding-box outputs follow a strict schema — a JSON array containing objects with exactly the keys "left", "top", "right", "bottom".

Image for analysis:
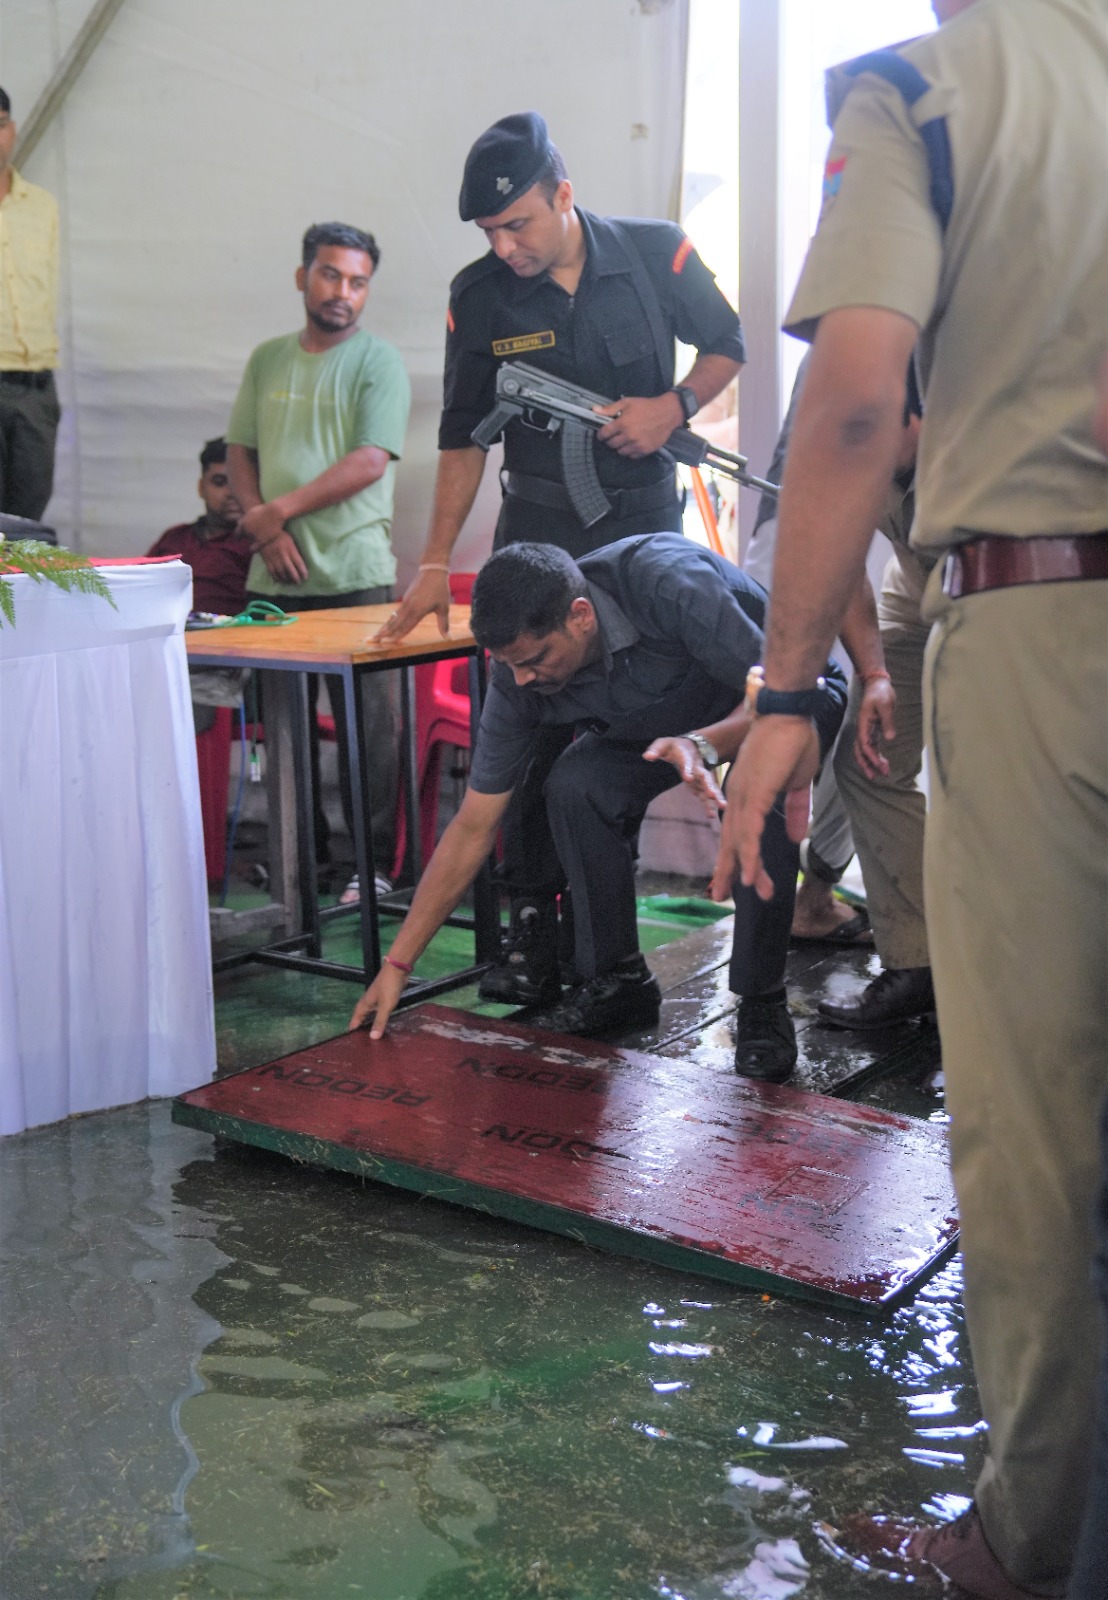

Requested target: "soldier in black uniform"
[{"left": 377, "top": 112, "right": 746, "bottom": 1027}]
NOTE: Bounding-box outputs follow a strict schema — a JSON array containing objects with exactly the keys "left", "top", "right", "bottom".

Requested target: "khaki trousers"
[
  {"left": 923, "top": 574, "right": 1108, "bottom": 1592},
  {"left": 835, "top": 550, "right": 931, "bottom": 969}
]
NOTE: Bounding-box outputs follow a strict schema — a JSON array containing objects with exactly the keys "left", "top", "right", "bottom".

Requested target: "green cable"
[{"left": 215, "top": 600, "right": 297, "bottom": 627}]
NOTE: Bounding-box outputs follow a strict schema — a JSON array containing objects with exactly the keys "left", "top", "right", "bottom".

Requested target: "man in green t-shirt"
[{"left": 227, "top": 221, "right": 411, "bottom": 891}]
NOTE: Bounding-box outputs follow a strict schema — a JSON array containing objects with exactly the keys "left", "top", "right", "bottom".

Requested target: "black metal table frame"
[{"left": 188, "top": 636, "right": 499, "bottom": 1009}]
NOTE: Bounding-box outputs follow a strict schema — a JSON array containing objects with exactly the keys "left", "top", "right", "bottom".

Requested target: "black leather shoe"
[
  {"left": 818, "top": 966, "right": 935, "bottom": 1030},
  {"left": 478, "top": 897, "right": 561, "bottom": 1007},
  {"left": 734, "top": 991, "right": 797, "bottom": 1083},
  {"left": 530, "top": 956, "right": 661, "bottom": 1037}
]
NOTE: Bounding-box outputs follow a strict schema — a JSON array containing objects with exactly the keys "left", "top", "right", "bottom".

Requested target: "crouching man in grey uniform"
[{"left": 352, "top": 533, "right": 846, "bottom": 1082}]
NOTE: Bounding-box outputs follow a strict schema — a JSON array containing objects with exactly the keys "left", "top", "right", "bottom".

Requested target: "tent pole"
[
  {"left": 13, "top": 0, "right": 128, "bottom": 166},
  {"left": 737, "top": 0, "right": 783, "bottom": 560}
]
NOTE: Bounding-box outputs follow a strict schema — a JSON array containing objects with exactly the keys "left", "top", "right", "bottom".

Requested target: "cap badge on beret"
[{"left": 459, "top": 111, "right": 552, "bottom": 221}]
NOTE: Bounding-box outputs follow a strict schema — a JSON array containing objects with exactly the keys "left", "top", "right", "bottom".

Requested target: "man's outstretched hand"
[
  {"left": 348, "top": 961, "right": 408, "bottom": 1038},
  {"left": 643, "top": 736, "right": 726, "bottom": 820},
  {"left": 373, "top": 567, "right": 453, "bottom": 644},
  {"left": 711, "top": 716, "right": 820, "bottom": 903}
]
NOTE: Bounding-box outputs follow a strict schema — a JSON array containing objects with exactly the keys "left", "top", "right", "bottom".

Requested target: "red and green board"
[{"left": 173, "top": 1005, "right": 957, "bottom": 1313}]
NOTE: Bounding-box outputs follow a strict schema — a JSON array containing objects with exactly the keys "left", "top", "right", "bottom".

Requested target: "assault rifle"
[{"left": 471, "top": 360, "right": 778, "bottom": 529}]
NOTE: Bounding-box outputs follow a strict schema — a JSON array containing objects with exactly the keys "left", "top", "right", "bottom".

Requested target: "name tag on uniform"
[{"left": 491, "top": 330, "right": 556, "bottom": 357}]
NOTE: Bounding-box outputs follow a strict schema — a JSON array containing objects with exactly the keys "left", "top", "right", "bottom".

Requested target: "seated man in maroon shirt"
[
  {"left": 148, "top": 436, "right": 250, "bottom": 613},
  {"left": 148, "top": 436, "right": 252, "bottom": 729}
]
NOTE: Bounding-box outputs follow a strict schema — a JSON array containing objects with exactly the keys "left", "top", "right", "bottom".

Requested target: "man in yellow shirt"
[{"left": 0, "top": 86, "right": 60, "bottom": 521}]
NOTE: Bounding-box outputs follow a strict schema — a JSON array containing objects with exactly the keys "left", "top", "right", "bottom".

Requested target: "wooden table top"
[{"left": 185, "top": 604, "right": 476, "bottom": 667}]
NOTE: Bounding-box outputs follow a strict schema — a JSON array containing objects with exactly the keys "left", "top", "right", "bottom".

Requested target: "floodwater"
[{"left": 1, "top": 1085, "right": 980, "bottom": 1600}]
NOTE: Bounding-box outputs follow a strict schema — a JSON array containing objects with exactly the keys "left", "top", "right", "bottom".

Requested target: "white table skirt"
[{"left": 0, "top": 560, "right": 216, "bottom": 1134}]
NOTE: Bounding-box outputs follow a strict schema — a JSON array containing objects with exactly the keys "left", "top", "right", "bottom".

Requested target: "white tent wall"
[{"left": 5, "top": 0, "right": 690, "bottom": 576}]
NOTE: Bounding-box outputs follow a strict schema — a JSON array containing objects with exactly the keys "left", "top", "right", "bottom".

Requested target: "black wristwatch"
[
  {"left": 745, "top": 665, "right": 827, "bottom": 721},
  {"left": 672, "top": 384, "right": 699, "bottom": 423}
]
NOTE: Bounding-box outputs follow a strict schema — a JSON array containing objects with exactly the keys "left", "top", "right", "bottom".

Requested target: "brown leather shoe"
[{"left": 823, "top": 1504, "right": 1052, "bottom": 1599}]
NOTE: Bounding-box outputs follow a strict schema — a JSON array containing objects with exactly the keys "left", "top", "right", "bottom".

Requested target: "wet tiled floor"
[{"left": 0, "top": 892, "right": 968, "bottom": 1600}]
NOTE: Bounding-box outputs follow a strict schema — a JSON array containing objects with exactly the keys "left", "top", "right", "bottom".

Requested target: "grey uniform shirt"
[{"left": 468, "top": 534, "right": 848, "bottom": 795}]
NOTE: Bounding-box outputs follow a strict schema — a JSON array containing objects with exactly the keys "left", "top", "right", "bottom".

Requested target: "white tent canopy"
[{"left": 6, "top": 0, "right": 690, "bottom": 578}]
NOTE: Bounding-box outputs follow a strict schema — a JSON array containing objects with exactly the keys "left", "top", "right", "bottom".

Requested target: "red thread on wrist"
[
  {"left": 861, "top": 670, "right": 891, "bottom": 683},
  {"left": 384, "top": 954, "right": 413, "bottom": 976}
]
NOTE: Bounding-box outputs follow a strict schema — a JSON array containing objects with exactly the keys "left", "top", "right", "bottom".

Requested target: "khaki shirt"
[
  {"left": 785, "top": 0, "right": 1108, "bottom": 554},
  {"left": 0, "top": 170, "right": 59, "bottom": 371}
]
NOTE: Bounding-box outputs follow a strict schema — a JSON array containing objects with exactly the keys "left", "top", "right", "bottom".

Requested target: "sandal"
[{"left": 790, "top": 908, "right": 873, "bottom": 946}]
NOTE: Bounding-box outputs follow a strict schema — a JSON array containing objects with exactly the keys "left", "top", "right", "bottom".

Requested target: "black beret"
[{"left": 459, "top": 112, "right": 553, "bottom": 222}]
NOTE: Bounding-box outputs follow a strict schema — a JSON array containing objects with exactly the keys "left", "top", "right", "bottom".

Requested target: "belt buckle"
[{"left": 941, "top": 551, "right": 960, "bottom": 598}]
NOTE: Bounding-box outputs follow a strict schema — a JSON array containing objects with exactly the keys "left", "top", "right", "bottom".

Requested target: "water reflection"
[
  {"left": 153, "top": 1163, "right": 981, "bottom": 1599},
  {"left": 2, "top": 1105, "right": 984, "bottom": 1600}
]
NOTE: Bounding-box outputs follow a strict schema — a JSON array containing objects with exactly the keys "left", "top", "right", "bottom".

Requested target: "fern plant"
[{"left": 0, "top": 539, "right": 116, "bottom": 627}]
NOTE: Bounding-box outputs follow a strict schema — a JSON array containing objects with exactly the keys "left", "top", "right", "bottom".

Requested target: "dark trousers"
[
  {"left": 247, "top": 586, "right": 398, "bottom": 874},
  {"left": 1069, "top": 1094, "right": 1108, "bottom": 1598},
  {"left": 0, "top": 373, "right": 60, "bottom": 520},
  {"left": 498, "top": 728, "right": 798, "bottom": 994}
]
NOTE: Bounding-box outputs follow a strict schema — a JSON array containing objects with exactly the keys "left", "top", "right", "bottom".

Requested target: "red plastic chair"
[
  {"left": 392, "top": 573, "right": 478, "bottom": 878},
  {"left": 195, "top": 706, "right": 234, "bottom": 886},
  {"left": 196, "top": 706, "right": 331, "bottom": 891}
]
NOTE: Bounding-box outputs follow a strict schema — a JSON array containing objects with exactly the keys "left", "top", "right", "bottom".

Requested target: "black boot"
[
  {"left": 556, "top": 892, "right": 577, "bottom": 986},
  {"left": 818, "top": 966, "right": 935, "bottom": 1030},
  {"left": 734, "top": 988, "right": 798, "bottom": 1083},
  {"left": 530, "top": 954, "right": 661, "bottom": 1037},
  {"left": 477, "top": 897, "right": 561, "bottom": 1007}
]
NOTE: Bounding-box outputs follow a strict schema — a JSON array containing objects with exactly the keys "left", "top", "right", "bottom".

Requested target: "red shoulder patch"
[
  {"left": 672, "top": 236, "right": 694, "bottom": 274},
  {"left": 446, "top": 305, "right": 456, "bottom": 333},
  {"left": 823, "top": 156, "right": 847, "bottom": 202}
]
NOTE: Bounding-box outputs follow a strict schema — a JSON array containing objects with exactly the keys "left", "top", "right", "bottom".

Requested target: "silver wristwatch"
[{"left": 684, "top": 731, "right": 720, "bottom": 768}]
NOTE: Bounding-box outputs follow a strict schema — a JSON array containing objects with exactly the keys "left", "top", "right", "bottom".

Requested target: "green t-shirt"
[{"left": 226, "top": 328, "right": 411, "bottom": 596}]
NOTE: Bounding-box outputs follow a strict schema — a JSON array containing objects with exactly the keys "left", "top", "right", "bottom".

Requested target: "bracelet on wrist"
[
  {"left": 384, "top": 954, "right": 413, "bottom": 976},
  {"left": 860, "top": 670, "right": 892, "bottom": 684},
  {"left": 419, "top": 562, "right": 451, "bottom": 573}
]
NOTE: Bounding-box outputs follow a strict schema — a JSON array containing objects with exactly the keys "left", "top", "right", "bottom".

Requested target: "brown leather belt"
[{"left": 942, "top": 532, "right": 1108, "bottom": 598}]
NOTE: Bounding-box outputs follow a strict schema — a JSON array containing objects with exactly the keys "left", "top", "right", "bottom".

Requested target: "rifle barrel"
[{"left": 702, "top": 450, "right": 779, "bottom": 497}]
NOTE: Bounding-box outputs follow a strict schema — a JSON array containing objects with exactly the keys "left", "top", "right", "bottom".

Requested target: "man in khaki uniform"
[
  {"left": 0, "top": 86, "right": 61, "bottom": 520},
  {"left": 750, "top": 353, "right": 937, "bottom": 1002},
  {"left": 715, "top": 1, "right": 1108, "bottom": 1595},
  {"left": 820, "top": 444, "right": 936, "bottom": 1023}
]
